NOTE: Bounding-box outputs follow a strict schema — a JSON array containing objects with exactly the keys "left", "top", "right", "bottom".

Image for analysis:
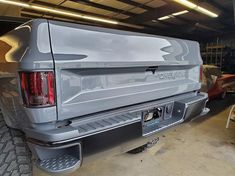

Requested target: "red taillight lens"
[
  {"left": 19, "top": 71, "right": 55, "bottom": 107},
  {"left": 200, "top": 65, "right": 203, "bottom": 82}
]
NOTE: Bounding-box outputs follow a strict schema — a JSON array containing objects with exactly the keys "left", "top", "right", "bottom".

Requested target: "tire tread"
[{"left": 0, "top": 114, "right": 32, "bottom": 176}]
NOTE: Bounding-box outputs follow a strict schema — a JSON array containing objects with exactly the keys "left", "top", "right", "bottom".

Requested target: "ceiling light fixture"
[
  {"left": 157, "top": 10, "right": 189, "bottom": 21},
  {"left": 172, "top": 10, "right": 189, "bottom": 16},
  {"left": 0, "top": 0, "right": 118, "bottom": 24},
  {"left": 0, "top": 0, "right": 29, "bottom": 7},
  {"left": 31, "top": 5, "right": 82, "bottom": 18},
  {"left": 174, "top": 0, "right": 218, "bottom": 18},
  {"left": 158, "top": 16, "right": 171, "bottom": 21}
]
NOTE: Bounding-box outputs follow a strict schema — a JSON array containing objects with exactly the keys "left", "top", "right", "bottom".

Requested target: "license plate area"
[
  {"left": 143, "top": 107, "right": 164, "bottom": 124},
  {"left": 142, "top": 102, "right": 184, "bottom": 136}
]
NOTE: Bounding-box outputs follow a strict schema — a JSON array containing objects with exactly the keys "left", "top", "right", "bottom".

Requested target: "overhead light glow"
[
  {"left": 31, "top": 5, "right": 81, "bottom": 18},
  {"left": 172, "top": 10, "right": 189, "bottom": 16},
  {"left": 157, "top": 10, "right": 188, "bottom": 21},
  {"left": 196, "top": 6, "right": 218, "bottom": 18},
  {"left": 175, "top": 0, "right": 196, "bottom": 9},
  {"left": 0, "top": 0, "right": 118, "bottom": 24},
  {"left": 158, "top": 16, "right": 171, "bottom": 21},
  {"left": 81, "top": 15, "right": 118, "bottom": 24},
  {"left": 0, "top": 0, "right": 29, "bottom": 7},
  {"left": 174, "top": 0, "right": 218, "bottom": 18}
]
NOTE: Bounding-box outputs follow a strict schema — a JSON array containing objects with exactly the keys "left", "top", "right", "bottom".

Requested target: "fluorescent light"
[
  {"left": 31, "top": 5, "right": 118, "bottom": 24},
  {"left": 174, "top": 0, "right": 218, "bottom": 18},
  {"left": 196, "top": 6, "right": 218, "bottom": 18},
  {"left": 0, "top": 0, "right": 118, "bottom": 24},
  {"left": 158, "top": 16, "right": 170, "bottom": 21},
  {"left": 157, "top": 10, "right": 188, "bottom": 21},
  {"left": 31, "top": 5, "right": 83, "bottom": 18},
  {"left": 172, "top": 10, "right": 189, "bottom": 16},
  {"left": 174, "top": 0, "right": 196, "bottom": 9},
  {"left": 81, "top": 15, "right": 118, "bottom": 24},
  {"left": 0, "top": 0, "right": 29, "bottom": 7}
]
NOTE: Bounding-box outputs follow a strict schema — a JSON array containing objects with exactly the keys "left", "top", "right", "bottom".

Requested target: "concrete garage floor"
[{"left": 35, "top": 94, "right": 235, "bottom": 176}]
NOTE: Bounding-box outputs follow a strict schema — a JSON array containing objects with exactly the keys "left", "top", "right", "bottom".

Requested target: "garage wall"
[{"left": 204, "top": 32, "right": 235, "bottom": 49}]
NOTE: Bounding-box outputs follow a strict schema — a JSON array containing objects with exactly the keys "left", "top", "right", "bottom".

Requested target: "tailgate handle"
[{"left": 146, "top": 66, "right": 158, "bottom": 74}]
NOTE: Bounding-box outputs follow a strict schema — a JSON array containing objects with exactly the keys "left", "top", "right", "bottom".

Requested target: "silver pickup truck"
[{"left": 0, "top": 19, "right": 208, "bottom": 175}]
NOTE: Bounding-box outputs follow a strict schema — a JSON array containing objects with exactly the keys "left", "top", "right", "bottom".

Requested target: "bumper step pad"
[
  {"left": 38, "top": 154, "right": 80, "bottom": 173},
  {"left": 28, "top": 142, "right": 82, "bottom": 174}
]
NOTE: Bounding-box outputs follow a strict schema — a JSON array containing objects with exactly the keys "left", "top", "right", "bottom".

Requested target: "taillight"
[
  {"left": 200, "top": 65, "right": 203, "bottom": 82},
  {"left": 19, "top": 71, "right": 55, "bottom": 107}
]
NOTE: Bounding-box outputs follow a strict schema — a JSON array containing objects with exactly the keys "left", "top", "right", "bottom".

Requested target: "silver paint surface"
[
  {"left": 0, "top": 19, "right": 202, "bottom": 128},
  {"left": 48, "top": 20, "right": 202, "bottom": 120},
  {"left": 0, "top": 19, "right": 56, "bottom": 128}
]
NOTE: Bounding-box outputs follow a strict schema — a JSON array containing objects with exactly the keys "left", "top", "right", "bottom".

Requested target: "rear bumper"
[{"left": 26, "top": 92, "right": 208, "bottom": 173}]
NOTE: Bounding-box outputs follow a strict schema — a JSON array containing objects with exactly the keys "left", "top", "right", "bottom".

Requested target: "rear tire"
[{"left": 0, "top": 113, "right": 32, "bottom": 176}]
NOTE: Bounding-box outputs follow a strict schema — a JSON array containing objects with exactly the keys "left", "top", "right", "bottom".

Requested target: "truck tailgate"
[{"left": 48, "top": 20, "right": 202, "bottom": 120}]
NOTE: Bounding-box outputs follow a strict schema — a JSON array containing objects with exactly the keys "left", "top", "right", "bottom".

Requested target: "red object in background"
[
  {"left": 209, "top": 74, "right": 235, "bottom": 99},
  {"left": 208, "top": 74, "right": 235, "bottom": 99},
  {"left": 201, "top": 65, "right": 235, "bottom": 100}
]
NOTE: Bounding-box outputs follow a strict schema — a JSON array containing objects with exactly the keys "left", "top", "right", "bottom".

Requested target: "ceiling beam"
[
  {"left": 117, "top": 0, "right": 153, "bottom": 11},
  {"left": 121, "top": 3, "right": 201, "bottom": 37},
  {"left": 174, "top": 16, "right": 223, "bottom": 32},
  {"left": 19, "top": 0, "right": 213, "bottom": 40},
  {"left": 31, "top": 0, "right": 116, "bottom": 20},
  {"left": 198, "top": 0, "right": 234, "bottom": 27},
  {"left": 22, "top": 10, "right": 197, "bottom": 39},
  {"left": 165, "top": 0, "right": 234, "bottom": 32},
  {"left": 199, "top": 0, "right": 232, "bottom": 15},
  {"left": 169, "top": 1, "right": 233, "bottom": 23},
  {"left": 21, "top": 9, "right": 99, "bottom": 25},
  {"left": 70, "top": 0, "right": 135, "bottom": 17},
  {"left": 123, "top": 1, "right": 231, "bottom": 37},
  {"left": 124, "top": 4, "right": 183, "bottom": 24},
  {"left": 24, "top": 0, "right": 192, "bottom": 36}
]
